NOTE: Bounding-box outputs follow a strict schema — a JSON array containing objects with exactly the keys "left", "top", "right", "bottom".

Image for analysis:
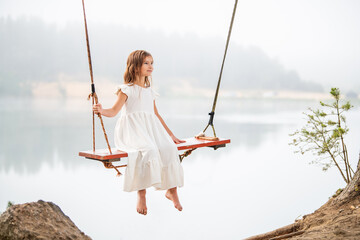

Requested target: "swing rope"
[
  {"left": 181, "top": 0, "right": 238, "bottom": 161},
  {"left": 202, "top": 0, "right": 238, "bottom": 138},
  {"left": 82, "top": 0, "right": 120, "bottom": 174}
]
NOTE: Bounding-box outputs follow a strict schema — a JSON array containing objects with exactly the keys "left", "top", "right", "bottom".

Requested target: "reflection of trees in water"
[
  {"left": 0, "top": 109, "right": 93, "bottom": 174},
  {"left": 0, "top": 98, "right": 302, "bottom": 174}
]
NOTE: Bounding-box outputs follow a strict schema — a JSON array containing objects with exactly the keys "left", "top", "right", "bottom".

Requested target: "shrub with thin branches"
[{"left": 290, "top": 88, "right": 354, "bottom": 184}]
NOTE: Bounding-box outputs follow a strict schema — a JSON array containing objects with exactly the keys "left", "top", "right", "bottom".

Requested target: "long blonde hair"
[{"left": 124, "top": 50, "right": 152, "bottom": 87}]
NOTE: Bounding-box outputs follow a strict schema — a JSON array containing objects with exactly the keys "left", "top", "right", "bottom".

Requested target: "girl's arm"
[
  {"left": 93, "top": 91, "right": 128, "bottom": 118},
  {"left": 154, "top": 101, "right": 186, "bottom": 144}
]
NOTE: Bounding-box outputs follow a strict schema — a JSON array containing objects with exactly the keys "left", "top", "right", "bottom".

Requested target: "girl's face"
[{"left": 139, "top": 56, "right": 153, "bottom": 77}]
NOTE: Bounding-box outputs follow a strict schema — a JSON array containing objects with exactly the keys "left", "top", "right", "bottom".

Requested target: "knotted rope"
[
  {"left": 179, "top": 148, "right": 198, "bottom": 162},
  {"left": 103, "top": 162, "right": 124, "bottom": 176}
]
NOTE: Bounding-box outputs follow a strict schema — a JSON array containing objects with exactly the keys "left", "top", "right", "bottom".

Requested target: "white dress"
[{"left": 114, "top": 83, "right": 184, "bottom": 192}]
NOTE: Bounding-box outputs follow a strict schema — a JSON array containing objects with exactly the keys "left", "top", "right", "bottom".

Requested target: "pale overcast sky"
[{"left": 1, "top": 0, "right": 360, "bottom": 90}]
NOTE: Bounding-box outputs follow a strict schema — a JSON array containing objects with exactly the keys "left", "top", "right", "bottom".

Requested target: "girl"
[{"left": 93, "top": 50, "right": 185, "bottom": 215}]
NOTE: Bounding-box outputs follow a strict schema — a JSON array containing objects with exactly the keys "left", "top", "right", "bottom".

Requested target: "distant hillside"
[{"left": 0, "top": 17, "right": 322, "bottom": 96}]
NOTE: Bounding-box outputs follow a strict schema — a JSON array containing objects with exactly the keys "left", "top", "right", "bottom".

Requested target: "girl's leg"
[
  {"left": 165, "top": 187, "right": 183, "bottom": 211},
  {"left": 137, "top": 189, "right": 147, "bottom": 215}
]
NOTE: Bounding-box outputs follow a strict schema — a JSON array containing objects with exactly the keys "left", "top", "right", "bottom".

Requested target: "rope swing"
[
  {"left": 79, "top": 0, "right": 233, "bottom": 174},
  {"left": 81, "top": 0, "right": 121, "bottom": 176},
  {"left": 198, "top": 0, "right": 238, "bottom": 141}
]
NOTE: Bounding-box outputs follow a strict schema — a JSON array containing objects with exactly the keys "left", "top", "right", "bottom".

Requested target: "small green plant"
[
  {"left": 290, "top": 88, "right": 354, "bottom": 184},
  {"left": 332, "top": 188, "right": 343, "bottom": 198},
  {"left": 7, "top": 201, "right": 14, "bottom": 209}
]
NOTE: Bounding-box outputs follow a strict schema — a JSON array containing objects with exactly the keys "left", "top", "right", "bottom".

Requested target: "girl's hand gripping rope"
[{"left": 93, "top": 103, "right": 103, "bottom": 115}]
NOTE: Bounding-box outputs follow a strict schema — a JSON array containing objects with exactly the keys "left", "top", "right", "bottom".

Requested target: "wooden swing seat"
[{"left": 79, "top": 137, "right": 230, "bottom": 162}]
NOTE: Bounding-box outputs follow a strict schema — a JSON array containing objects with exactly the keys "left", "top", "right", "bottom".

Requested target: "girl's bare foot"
[
  {"left": 137, "top": 189, "right": 147, "bottom": 215},
  {"left": 165, "top": 187, "right": 183, "bottom": 211}
]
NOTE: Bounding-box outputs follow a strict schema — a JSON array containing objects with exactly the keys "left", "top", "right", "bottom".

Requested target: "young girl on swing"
[{"left": 93, "top": 50, "right": 185, "bottom": 215}]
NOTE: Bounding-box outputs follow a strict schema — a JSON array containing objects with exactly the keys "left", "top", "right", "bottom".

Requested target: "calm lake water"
[{"left": 1, "top": 96, "right": 359, "bottom": 239}]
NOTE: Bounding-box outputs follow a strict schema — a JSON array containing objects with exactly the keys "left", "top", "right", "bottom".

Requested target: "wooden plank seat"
[{"left": 79, "top": 137, "right": 230, "bottom": 162}]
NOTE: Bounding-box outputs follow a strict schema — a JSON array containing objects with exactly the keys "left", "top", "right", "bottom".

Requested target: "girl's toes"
[{"left": 176, "top": 204, "right": 183, "bottom": 211}]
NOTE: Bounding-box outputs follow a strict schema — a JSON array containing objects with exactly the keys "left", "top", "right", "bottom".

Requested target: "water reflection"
[
  {"left": 1, "top": 97, "right": 360, "bottom": 240},
  {"left": 0, "top": 97, "right": 317, "bottom": 174}
]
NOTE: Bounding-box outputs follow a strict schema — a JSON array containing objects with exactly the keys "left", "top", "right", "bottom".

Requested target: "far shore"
[
  {"left": 3, "top": 80, "right": 360, "bottom": 101},
  {"left": 24, "top": 81, "right": 359, "bottom": 101}
]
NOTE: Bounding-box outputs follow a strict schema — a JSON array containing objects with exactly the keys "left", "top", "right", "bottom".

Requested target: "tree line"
[{"left": 0, "top": 17, "right": 322, "bottom": 96}]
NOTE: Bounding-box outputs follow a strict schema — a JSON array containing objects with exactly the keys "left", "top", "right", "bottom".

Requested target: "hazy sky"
[{"left": 1, "top": 0, "right": 360, "bottom": 90}]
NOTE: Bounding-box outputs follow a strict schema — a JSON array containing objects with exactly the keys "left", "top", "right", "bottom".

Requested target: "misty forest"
[{"left": 0, "top": 17, "right": 322, "bottom": 97}]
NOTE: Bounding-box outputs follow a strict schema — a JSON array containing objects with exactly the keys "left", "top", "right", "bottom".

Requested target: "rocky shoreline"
[
  {"left": 0, "top": 200, "right": 91, "bottom": 240},
  {"left": 1, "top": 168, "right": 359, "bottom": 240}
]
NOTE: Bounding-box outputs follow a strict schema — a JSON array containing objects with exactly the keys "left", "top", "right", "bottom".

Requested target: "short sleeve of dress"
[
  {"left": 116, "top": 84, "right": 131, "bottom": 98},
  {"left": 151, "top": 87, "right": 160, "bottom": 100}
]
